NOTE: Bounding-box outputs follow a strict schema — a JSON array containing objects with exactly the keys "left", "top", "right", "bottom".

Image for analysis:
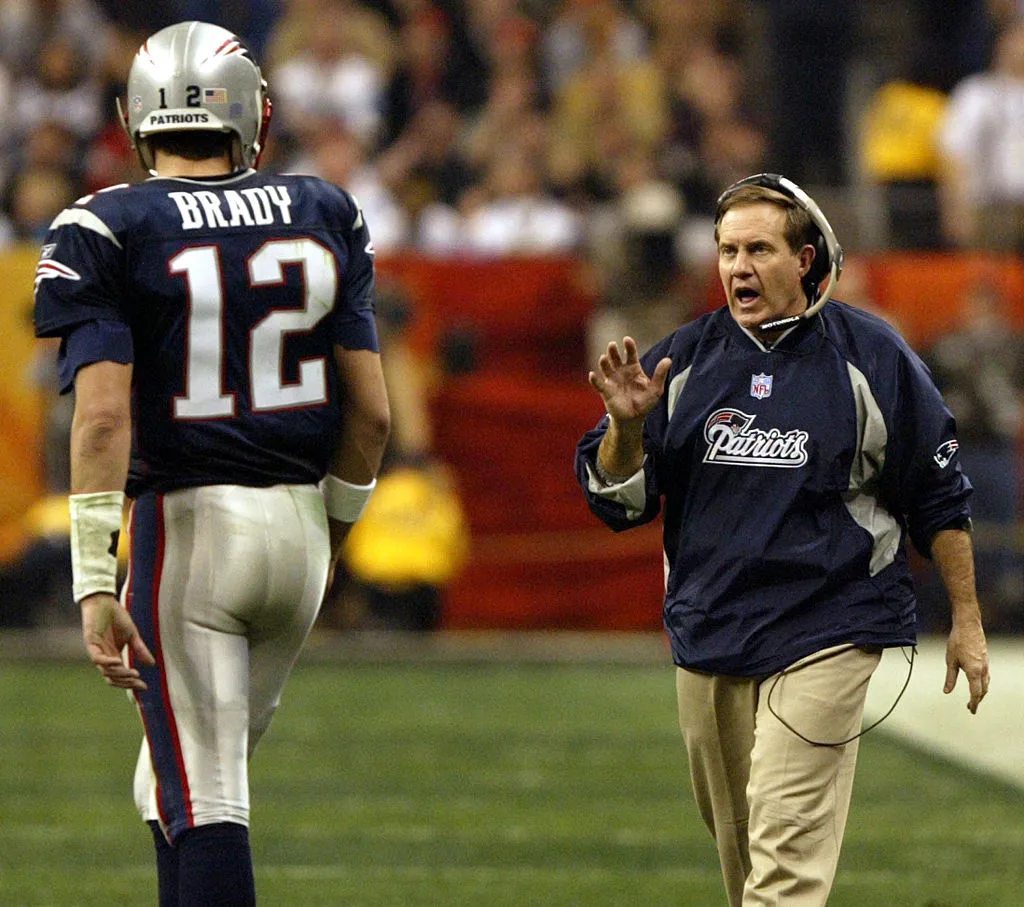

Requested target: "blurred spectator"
[
  {"left": 270, "top": 1, "right": 389, "bottom": 150},
  {"left": 664, "top": 39, "right": 761, "bottom": 214},
  {"left": 378, "top": 98, "right": 474, "bottom": 217},
  {"left": 759, "top": 0, "right": 855, "bottom": 186},
  {"left": 860, "top": 44, "right": 948, "bottom": 249},
  {"left": 0, "top": 165, "right": 76, "bottom": 248},
  {"left": 651, "top": 6, "right": 762, "bottom": 216},
  {"left": 938, "top": 19, "right": 1024, "bottom": 252},
  {"left": 585, "top": 148, "right": 690, "bottom": 363},
  {"left": 546, "top": 3, "right": 666, "bottom": 203},
  {"left": 324, "top": 277, "right": 469, "bottom": 632},
  {"left": 461, "top": 13, "right": 545, "bottom": 172},
  {"left": 539, "top": 0, "right": 647, "bottom": 99},
  {"left": 419, "top": 139, "right": 582, "bottom": 256},
  {"left": 924, "top": 279, "right": 1024, "bottom": 630},
  {"left": 378, "top": 2, "right": 487, "bottom": 151},
  {"left": 81, "top": 23, "right": 148, "bottom": 190},
  {"left": 0, "top": 0, "right": 112, "bottom": 76},
  {"left": 287, "top": 119, "right": 411, "bottom": 250},
  {"left": 8, "top": 35, "right": 102, "bottom": 145},
  {"left": 266, "top": 0, "right": 396, "bottom": 76}
]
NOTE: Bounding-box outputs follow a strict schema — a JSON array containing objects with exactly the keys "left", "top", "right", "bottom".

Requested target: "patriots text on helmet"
[
  {"left": 145, "top": 112, "right": 212, "bottom": 126},
  {"left": 168, "top": 186, "right": 293, "bottom": 229},
  {"left": 703, "top": 409, "right": 809, "bottom": 467}
]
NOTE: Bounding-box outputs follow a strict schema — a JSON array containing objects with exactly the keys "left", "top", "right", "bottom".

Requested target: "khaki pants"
[{"left": 676, "top": 645, "right": 881, "bottom": 907}]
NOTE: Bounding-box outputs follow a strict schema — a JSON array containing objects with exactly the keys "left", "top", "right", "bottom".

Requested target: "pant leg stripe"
[{"left": 129, "top": 492, "right": 194, "bottom": 840}]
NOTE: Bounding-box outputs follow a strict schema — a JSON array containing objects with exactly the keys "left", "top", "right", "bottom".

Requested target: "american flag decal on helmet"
[{"left": 34, "top": 259, "right": 82, "bottom": 292}]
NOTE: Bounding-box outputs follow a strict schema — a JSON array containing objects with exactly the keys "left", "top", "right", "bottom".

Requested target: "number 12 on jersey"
[{"left": 170, "top": 237, "right": 338, "bottom": 420}]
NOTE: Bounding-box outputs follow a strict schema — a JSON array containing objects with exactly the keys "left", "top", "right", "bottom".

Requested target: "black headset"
[{"left": 715, "top": 173, "right": 845, "bottom": 334}]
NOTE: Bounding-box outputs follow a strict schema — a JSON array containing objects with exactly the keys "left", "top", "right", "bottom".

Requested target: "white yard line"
[{"left": 864, "top": 635, "right": 1024, "bottom": 789}]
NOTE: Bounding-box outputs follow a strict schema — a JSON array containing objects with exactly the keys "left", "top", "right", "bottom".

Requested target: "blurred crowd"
[
  {"left": 1, "top": 1, "right": 1023, "bottom": 272},
  {"left": 4, "top": 0, "right": 1024, "bottom": 631}
]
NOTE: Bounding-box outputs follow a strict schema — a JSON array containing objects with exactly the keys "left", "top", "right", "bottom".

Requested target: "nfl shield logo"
[{"left": 750, "top": 373, "right": 773, "bottom": 400}]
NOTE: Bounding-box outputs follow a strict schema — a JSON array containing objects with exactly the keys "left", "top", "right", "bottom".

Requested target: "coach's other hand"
[{"left": 944, "top": 615, "right": 989, "bottom": 714}]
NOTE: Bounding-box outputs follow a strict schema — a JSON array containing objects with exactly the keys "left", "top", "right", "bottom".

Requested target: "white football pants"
[{"left": 124, "top": 484, "right": 329, "bottom": 842}]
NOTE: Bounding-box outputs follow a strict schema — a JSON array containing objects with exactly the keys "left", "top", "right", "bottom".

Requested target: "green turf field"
[{"left": 0, "top": 659, "right": 1021, "bottom": 906}]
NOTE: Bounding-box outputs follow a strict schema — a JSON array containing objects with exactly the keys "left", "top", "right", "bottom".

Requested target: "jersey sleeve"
[
  {"left": 332, "top": 188, "right": 379, "bottom": 353},
  {"left": 33, "top": 205, "right": 127, "bottom": 339},
  {"left": 574, "top": 340, "right": 672, "bottom": 531},
  {"left": 883, "top": 346, "right": 973, "bottom": 557},
  {"left": 55, "top": 319, "right": 134, "bottom": 394}
]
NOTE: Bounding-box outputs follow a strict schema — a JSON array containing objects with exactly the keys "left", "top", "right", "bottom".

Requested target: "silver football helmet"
[{"left": 117, "top": 21, "right": 271, "bottom": 174}]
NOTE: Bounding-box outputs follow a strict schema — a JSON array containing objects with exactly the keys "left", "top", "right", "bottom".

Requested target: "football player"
[{"left": 34, "top": 21, "right": 390, "bottom": 907}]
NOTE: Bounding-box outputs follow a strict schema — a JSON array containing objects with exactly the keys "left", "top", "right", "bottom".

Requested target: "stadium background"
[{"left": 0, "top": 2, "right": 1022, "bottom": 904}]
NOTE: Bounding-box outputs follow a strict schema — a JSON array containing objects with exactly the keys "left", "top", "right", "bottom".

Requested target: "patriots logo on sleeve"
[
  {"left": 34, "top": 257, "right": 82, "bottom": 291},
  {"left": 933, "top": 438, "right": 960, "bottom": 468}
]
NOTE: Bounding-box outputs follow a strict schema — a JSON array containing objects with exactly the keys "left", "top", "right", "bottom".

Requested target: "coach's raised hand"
[
  {"left": 588, "top": 337, "right": 671, "bottom": 479},
  {"left": 589, "top": 337, "right": 671, "bottom": 421}
]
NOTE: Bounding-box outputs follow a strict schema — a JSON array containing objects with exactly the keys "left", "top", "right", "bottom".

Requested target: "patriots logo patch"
[
  {"left": 703, "top": 408, "right": 808, "bottom": 468},
  {"left": 34, "top": 259, "right": 82, "bottom": 291},
  {"left": 934, "top": 439, "right": 960, "bottom": 468}
]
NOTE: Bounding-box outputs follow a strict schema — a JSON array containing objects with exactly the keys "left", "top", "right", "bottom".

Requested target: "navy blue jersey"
[
  {"left": 34, "top": 170, "right": 379, "bottom": 496},
  {"left": 576, "top": 303, "right": 973, "bottom": 676}
]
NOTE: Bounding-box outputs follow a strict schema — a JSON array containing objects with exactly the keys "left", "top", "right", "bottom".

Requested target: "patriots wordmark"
[
  {"left": 144, "top": 112, "right": 211, "bottom": 126},
  {"left": 703, "top": 408, "right": 809, "bottom": 467}
]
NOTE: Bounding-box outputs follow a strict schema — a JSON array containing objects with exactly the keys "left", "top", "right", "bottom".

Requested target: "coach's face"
[{"left": 717, "top": 202, "right": 814, "bottom": 334}]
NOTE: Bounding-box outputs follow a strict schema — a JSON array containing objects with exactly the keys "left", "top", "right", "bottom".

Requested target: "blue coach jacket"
[{"left": 575, "top": 302, "right": 972, "bottom": 676}]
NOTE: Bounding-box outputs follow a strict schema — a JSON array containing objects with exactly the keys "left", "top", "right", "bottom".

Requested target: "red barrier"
[
  {"left": 382, "top": 252, "right": 1024, "bottom": 630},
  {"left": 6, "top": 251, "right": 1021, "bottom": 628}
]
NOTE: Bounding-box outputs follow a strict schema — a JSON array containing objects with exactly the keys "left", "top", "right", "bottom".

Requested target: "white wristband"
[
  {"left": 69, "top": 491, "right": 125, "bottom": 603},
  {"left": 322, "top": 474, "right": 377, "bottom": 523}
]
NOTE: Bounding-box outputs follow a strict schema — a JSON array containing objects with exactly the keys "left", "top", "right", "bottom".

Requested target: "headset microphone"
[{"left": 715, "top": 173, "right": 845, "bottom": 334}]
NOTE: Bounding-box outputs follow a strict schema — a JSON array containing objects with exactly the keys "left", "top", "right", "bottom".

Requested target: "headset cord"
[{"left": 765, "top": 645, "right": 916, "bottom": 748}]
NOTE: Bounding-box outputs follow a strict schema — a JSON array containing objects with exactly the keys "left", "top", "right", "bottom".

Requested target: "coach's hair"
[{"left": 713, "top": 184, "right": 818, "bottom": 258}]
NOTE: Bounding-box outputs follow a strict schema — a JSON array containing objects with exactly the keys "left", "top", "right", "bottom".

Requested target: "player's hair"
[{"left": 147, "top": 130, "right": 234, "bottom": 162}]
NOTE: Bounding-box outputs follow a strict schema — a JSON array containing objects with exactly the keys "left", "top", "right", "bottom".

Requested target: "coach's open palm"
[
  {"left": 81, "top": 593, "right": 155, "bottom": 691},
  {"left": 589, "top": 337, "right": 672, "bottom": 423}
]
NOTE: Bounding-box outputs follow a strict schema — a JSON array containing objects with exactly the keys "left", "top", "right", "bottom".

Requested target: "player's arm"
[
  {"left": 324, "top": 347, "right": 391, "bottom": 569},
  {"left": 70, "top": 360, "right": 154, "bottom": 689},
  {"left": 930, "top": 527, "right": 989, "bottom": 714}
]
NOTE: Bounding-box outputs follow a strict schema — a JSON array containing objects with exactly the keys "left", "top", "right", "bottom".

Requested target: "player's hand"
[
  {"left": 943, "top": 616, "right": 989, "bottom": 714},
  {"left": 588, "top": 337, "right": 672, "bottom": 424},
  {"left": 80, "top": 592, "right": 156, "bottom": 691}
]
